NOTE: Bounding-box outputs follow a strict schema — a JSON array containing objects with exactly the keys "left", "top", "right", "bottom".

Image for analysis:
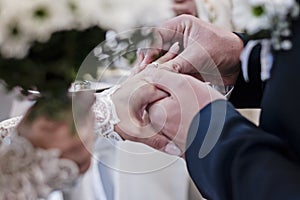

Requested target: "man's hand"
[
  {"left": 145, "top": 68, "right": 225, "bottom": 155},
  {"left": 141, "top": 15, "right": 244, "bottom": 86}
]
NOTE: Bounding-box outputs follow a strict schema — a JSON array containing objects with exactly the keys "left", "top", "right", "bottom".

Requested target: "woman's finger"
[
  {"left": 154, "top": 42, "right": 180, "bottom": 64},
  {"left": 141, "top": 48, "right": 162, "bottom": 66},
  {"left": 131, "top": 83, "right": 168, "bottom": 126}
]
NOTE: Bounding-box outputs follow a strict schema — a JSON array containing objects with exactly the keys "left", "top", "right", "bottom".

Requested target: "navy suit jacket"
[{"left": 185, "top": 10, "right": 300, "bottom": 200}]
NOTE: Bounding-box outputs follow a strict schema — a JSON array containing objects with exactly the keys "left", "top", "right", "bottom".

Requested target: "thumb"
[
  {"left": 132, "top": 83, "right": 168, "bottom": 123},
  {"left": 158, "top": 46, "right": 198, "bottom": 74}
]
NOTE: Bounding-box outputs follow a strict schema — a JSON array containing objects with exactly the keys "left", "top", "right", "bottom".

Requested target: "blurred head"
[{"left": 173, "top": 0, "right": 198, "bottom": 16}]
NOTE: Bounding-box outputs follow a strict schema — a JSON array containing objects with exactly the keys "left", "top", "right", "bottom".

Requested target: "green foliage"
[
  {"left": 252, "top": 5, "right": 265, "bottom": 17},
  {"left": 0, "top": 26, "right": 106, "bottom": 100},
  {"left": 27, "top": 96, "right": 71, "bottom": 122}
]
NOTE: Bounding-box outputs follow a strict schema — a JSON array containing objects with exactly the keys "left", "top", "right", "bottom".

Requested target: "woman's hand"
[
  {"left": 111, "top": 66, "right": 176, "bottom": 151},
  {"left": 141, "top": 15, "right": 243, "bottom": 86}
]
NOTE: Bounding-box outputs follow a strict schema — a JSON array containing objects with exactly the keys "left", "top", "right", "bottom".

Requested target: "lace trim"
[
  {"left": 93, "top": 86, "right": 122, "bottom": 141},
  {"left": 0, "top": 117, "right": 79, "bottom": 200},
  {"left": 0, "top": 116, "right": 22, "bottom": 144}
]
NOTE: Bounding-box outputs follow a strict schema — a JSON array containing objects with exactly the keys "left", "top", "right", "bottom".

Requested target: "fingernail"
[
  {"left": 164, "top": 142, "right": 181, "bottom": 156},
  {"left": 140, "top": 57, "right": 148, "bottom": 66},
  {"left": 140, "top": 61, "right": 146, "bottom": 67},
  {"left": 169, "top": 42, "right": 180, "bottom": 54}
]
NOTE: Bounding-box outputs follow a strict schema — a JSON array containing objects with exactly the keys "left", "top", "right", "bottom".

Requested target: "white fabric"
[
  {"left": 240, "top": 39, "right": 274, "bottom": 82},
  {"left": 195, "top": 0, "right": 234, "bottom": 31},
  {"left": 0, "top": 85, "right": 14, "bottom": 121},
  {"left": 237, "top": 109, "right": 261, "bottom": 126},
  {"left": 114, "top": 141, "right": 189, "bottom": 200},
  {"left": 63, "top": 157, "right": 108, "bottom": 200},
  {"left": 0, "top": 117, "right": 79, "bottom": 200},
  {"left": 9, "top": 98, "right": 34, "bottom": 118},
  {"left": 91, "top": 137, "right": 190, "bottom": 200},
  {"left": 0, "top": 83, "right": 33, "bottom": 120}
]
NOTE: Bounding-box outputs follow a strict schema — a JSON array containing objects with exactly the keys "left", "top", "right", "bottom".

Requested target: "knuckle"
[
  {"left": 172, "top": 63, "right": 181, "bottom": 72},
  {"left": 149, "top": 135, "right": 167, "bottom": 150},
  {"left": 146, "top": 84, "right": 158, "bottom": 94}
]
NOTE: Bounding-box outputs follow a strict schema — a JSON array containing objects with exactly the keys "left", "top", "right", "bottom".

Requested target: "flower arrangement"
[
  {"left": 233, "top": 0, "right": 300, "bottom": 81},
  {"left": 0, "top": 0, "right": 173, "bottom": 117}
]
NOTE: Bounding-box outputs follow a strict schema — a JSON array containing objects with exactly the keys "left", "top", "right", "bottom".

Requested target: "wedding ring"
[{"left": 151, "top": 62, "right": 160, "bottom": 68}]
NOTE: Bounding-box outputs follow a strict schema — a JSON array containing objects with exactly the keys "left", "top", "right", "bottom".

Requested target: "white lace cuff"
[
  {"left": 93, "top": 86, "right": 122, "bottom": 142},
  {"left": 0, "top": 117, "right": 79, "bottom": 200}
]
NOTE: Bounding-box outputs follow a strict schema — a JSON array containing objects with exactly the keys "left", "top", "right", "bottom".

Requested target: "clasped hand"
[{"left": 113, "top": 65, "right": 224, "bottom": 156}]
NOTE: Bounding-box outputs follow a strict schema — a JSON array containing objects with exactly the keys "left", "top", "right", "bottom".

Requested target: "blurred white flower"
[
  {"left": 96, "top": 0, "right": 174, "bottom": 31},
  {"left": 264, "top": 0, "right": 296, "bottom": 17},
  {"left": 233, "top": 0, "right": 272, "bottom": 34},
  {"left": 0, "top": 0, "right": 173, "bottom": 58},
  {"left": 105, "top": 30, "right": 118, "bottom": 49},
  {"left": 233, "top": 0, "right": 299, "bottom": 34},
  {"left": 235, "top": 0, "right": 299, "bottom": 82},
  {"left": 21, "top": 0, "right": 73, "bottom": 42},
  {"left": 0, "top": 0, "right": 31, "bottom": 58},
  {"left": 65, "top": 0, "right": 102, "bottom": 29},
  {"left": 0, "top": 29, "right": 30, "bottom": 59}
]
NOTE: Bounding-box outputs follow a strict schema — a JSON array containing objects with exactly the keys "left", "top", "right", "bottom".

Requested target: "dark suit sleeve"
[
  {"left": 228, "top": 34, "right": 264, "bottom": 108},
  {"left": 185, "top": 100, "right": 300, "bottom": 200}
]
